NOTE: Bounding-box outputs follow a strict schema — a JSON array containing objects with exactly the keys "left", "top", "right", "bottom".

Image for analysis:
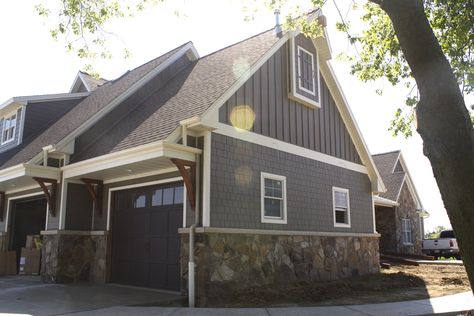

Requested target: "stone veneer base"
[
  {"left": 181, "top": 231, "right": 380, "bottom": 306},
  {"left": 41, "top": 233, "right": 107, "bottom": 283}
]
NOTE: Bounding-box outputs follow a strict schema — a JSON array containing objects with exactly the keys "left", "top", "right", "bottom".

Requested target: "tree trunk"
[{"left": 371, "top": 0, "right": 474, "bottom": 290}]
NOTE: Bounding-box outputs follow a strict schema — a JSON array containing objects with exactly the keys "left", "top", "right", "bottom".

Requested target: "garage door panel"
[
  {"left": 150, "top": 211, "right": 168, "bottom": 235},
  {"left": 112, "top": 181, "right": 183, "bottom": 291},
  {"left": 150, "top": 237, "right": 167, "bottom": 261}
]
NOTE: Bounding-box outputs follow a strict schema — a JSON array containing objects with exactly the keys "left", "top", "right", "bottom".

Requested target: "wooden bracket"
[
  {"left": 171, "top": 158, "right": 196, "bottom": 210},
  {"left": 33, "top": 177, "right": 57, "bottom": 217},
  {"left": 0, "top": 192, "right": 5, "bottom": 222},
  {"left": 80, "top": 178, "right": 104, "bottom": 217}
]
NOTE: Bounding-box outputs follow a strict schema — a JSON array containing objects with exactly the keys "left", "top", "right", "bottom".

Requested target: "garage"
[
  {"left": 111, "top": 181, "right": 184, "bottom": 291},
  {"left": 10, "top": 196, "right": 47, "bottom": 268}
]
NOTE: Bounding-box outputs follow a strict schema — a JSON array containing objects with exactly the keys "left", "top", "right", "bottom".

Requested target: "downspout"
[{"left": 189, "top": 151, "right": 200, "bottom": 307}]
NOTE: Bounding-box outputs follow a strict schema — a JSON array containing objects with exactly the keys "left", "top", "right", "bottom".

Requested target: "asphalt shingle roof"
[
  {"left": 372, "top": 150, "right": 405, "bottom": 202},
  {"left": 73, "top": 29, "right": 281, "bottom": 161}
]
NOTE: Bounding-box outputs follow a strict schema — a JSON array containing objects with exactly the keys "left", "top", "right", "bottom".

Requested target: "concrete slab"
[
  {"left": 0, "top": 276, "right": 180, "bottom": 316},
  {"left": 266, "top": 306, "right": 367, "bottom": 316},
  {"left": 416, "top": 260, "right": 463, "bottom": 266}
]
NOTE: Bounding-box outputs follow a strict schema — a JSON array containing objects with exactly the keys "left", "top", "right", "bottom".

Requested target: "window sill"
[
  {"left": 262, "top": 217, "right": 287, "bottom": 224},
  {"left": 334, "top": 223, "right": 351, "bottom": 228}
]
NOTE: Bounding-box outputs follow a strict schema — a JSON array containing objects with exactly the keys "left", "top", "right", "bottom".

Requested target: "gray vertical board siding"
[
  {"left": 219, "top": 35, "right": 362, "bottom": 164},
  {"left": 210, "top": 133, "right": 374, "bottom": 233},
  {"left": 65, "top": 183, "right": 93, "bottom": 230},
  {"left": 100, "top": 171, "right": 182, "bottom": 231},
  {"left": 71, "top": 54, "right": 192, "bottom": 162}
]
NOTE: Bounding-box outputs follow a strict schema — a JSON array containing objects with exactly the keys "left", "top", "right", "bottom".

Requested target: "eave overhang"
[
  {"left": 0, "top": 163, "right": 61, "bottom": 193},
  {"left": 62, "top": 141, "right": 202, "bottom": 181},
  {"left": 374, "top": 195, "right": 399, "bottom": 207}
]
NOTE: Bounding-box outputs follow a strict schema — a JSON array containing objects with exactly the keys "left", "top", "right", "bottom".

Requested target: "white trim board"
[
  {"left": 214, "top": 123, "right": 368, "bottom": 175},
  {"left": 106, "top": 176, "right": 183, "bottom": 231}
]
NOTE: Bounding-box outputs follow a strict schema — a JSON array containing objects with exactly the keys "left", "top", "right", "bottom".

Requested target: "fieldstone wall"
[
  {"left": 181, "top": 231, "right": 380, "bottom": 306},
  {"left": 41, "top": 233, "right": 107, "bottom": 283},
  {"left": 396, "top": 183, "right": 423, "bottom": 255}
]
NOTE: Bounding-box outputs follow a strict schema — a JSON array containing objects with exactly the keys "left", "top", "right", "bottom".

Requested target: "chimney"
[{"left": 274, "top": 9, "right": 282, "bottom": 36}]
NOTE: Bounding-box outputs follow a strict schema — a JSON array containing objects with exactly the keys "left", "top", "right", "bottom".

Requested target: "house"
[
  {"left": 0, "top": 11, "right": 385, "bottom": 305},
  {"left": 372, "top": 150, "right": 428, "bottom": 255}
]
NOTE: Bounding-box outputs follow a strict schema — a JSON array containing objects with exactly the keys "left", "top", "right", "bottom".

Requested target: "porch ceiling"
[
  {"left": 0, "top": 164, "right": 61, "bottom": 193},
  {"left": 62, "top": 141, "right": 201, "bottom": 182}
]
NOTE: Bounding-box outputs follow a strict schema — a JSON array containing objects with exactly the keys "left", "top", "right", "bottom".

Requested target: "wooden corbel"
[
  {"left": 33, "top": 177, "right": 57, "bottom": 217},
  {"left": 0, "top": 192, "right": 5, "bottom": 222},
  {"left": 170, "top": 158, "right": 196, "bottom": 210},
  {"left": 80, "top": 178, "right": 104, "bottom": 217}
]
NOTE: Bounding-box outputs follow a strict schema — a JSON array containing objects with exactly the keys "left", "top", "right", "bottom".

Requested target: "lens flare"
[
  {"left": 232, "top": 57, "right": 250, "bottom": 79},
  {"left": 234, "top": 165, "right": 253, "bottom": 186},
  {"left": 229, "top": 105, "right": 255, "bottom": 131}
]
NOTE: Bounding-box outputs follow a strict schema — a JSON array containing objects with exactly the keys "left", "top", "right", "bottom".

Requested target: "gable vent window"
[
  {"left": 2, "top": 112, "right": 17, "bottom": 144},
  {"left": 289, "top": 37, "right": 320, "bottom": 108},
  {"left": 297, "top": 46, "right": 316, "bottom": 95}
]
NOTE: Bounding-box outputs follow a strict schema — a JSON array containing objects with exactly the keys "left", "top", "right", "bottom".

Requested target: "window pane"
[
  {"left": 264, "top": 198, "right": 282, "bottom": 218},
  {"left": 335, "top": 209, "right": 347, "bottom": 224},
  {"left": 151, "top": 189, "right": 162, "bottom": 206},
  {"left": 134, "top": 194, "right": 146, "bottom": 208},
  {"left": 334, "top": 191, "right": 348, "bottom": 208},
  {"left": 264, "top": 178, "right": 282, "bottom": 198},
  {"left": 163, "top": 187, "right": 174, "bottom": 205},
  {"left": 174, "top": 186, "right": 184, "bottom": 204}
]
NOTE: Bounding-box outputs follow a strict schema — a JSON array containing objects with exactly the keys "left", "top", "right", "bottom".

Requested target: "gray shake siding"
[
  {"left": 219, "top": 34, "right": 361, "bottom": 164},
  {"left": 210, "top": 133, "right": 374, "bottom": 233}
]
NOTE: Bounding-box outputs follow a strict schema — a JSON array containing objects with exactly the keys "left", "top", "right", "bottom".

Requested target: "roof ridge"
[
  {"left": 199, "top": 28, "right": 277, "bottom": 60},
  {"left": 372, "top": 149, "right": 401, "bottom": 156}
]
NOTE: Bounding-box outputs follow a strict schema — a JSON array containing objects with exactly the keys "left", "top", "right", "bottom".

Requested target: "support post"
[
  {"left": 33, "top": 177, "right": 57, "bottom": 217},
  {"left": 80, "top": 178, "right": 104, "bottom": 217}
]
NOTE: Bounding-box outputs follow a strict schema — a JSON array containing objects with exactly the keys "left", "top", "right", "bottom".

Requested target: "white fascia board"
[
  {"left": 61, "top": 141, "right": 202, "bottom": 179},
  {"left": 320, "top": 61, "right": 386, "bottom": 194},
  {"left": 374, "top": 195, "right": 399, "bottom": 207},
  {"left": 0, "top": 163, "right": 60, "bottom": 183},
  {"left": 29, "top": 43, "right": 198, "bottom": 164},
  {"left": 0, "top": 92, "right": 90, "bottom": 111}
]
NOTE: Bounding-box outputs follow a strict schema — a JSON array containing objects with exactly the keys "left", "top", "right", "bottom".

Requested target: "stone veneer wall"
[
  {"left": 41, "top": 233, "right": 107, "bottom": 283},
  {"left": 181, "top": 231, "right": 380, "bottom": 306},
  {"left": 396, "top": 183, "right": 422, "bottom": 255}
]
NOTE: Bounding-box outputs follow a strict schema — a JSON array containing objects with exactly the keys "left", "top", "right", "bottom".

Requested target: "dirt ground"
[{"left": 209, "top": 263, "right": 472, "bottom": 307}]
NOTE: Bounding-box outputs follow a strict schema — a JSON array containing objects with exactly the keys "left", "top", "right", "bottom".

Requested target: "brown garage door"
[{"left": 111, "top": 181, "right": 184, "bottom": 291}]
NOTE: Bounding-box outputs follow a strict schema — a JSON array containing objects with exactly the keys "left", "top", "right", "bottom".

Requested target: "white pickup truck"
[{"left": 422, "top": 230, "right": 460, "bottom": 259}]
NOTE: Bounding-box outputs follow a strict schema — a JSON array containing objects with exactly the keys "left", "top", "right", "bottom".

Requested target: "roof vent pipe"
[{"left": 274, "top": 9, "right": 282, "bottom": 35}]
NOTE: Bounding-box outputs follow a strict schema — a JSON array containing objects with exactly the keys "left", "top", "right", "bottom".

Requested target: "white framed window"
[
  {"left": 402, "top": 218, "right": 413, "bottom": 245},
  {"left": 333, "top": 187, "right": 350, "bottom": 228},
  {"left": 297, "top": 46, "right": 316, "bottom": 96},
  {"left": 261, "top": 172, "right": 287, "bottom": 224},
  {"left": 2, "top": 112, "right": 17, "bottom": 144}
]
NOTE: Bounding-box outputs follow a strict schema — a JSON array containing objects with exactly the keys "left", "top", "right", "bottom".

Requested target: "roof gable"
[
  {"left": 0, "top": 42, "right": 197, "bottom": 169},
  {"left": 70, "top": 71, "right": 108, "bottom": 93}
]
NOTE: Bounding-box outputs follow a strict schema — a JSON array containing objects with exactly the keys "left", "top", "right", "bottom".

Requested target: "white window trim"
[
  {"left": 1, "top": 111, "right": 17, "bottom": 145},
  {"left": 402, "top": 218, "right": 413, "bottom": 245},
  {"left": 261, "top": 172, "right": 287, "bottom": 224},
  {"left": 297, "top": 46, "right": 317, "bottom": 96},
  {"left": 332, "top": 186, "right": 351, "bottom": 228}
]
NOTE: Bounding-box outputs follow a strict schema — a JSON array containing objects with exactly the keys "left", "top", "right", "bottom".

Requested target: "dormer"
[{"left": 70, "top": 71, "right": 107, "bottom": 93}]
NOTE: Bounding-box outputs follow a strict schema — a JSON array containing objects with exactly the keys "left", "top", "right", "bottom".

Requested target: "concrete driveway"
[{"left": 0, "top": 275, "right": 182, "bottom": 316}]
